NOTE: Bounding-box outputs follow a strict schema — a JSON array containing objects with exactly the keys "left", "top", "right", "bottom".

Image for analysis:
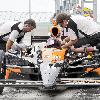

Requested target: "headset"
[{"left": 50, "top": 18, "right": 61, "bottom": 37}]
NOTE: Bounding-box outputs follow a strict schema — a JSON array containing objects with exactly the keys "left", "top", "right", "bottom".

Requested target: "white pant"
[{"left": 0, "top": 50, "right": 5, "bottom": 62}]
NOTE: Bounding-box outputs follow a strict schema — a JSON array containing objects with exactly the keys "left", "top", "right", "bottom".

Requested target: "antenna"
[{"left": 29, "top": 0, "right": 31, "bottom": 19}]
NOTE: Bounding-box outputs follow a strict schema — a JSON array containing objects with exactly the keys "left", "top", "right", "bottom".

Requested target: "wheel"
[
  {"left": 0, "top": 73, "right": 4, "bottom": 94},
  {"left": 0, "top": 50, "right": 5, "bottom": 94}
]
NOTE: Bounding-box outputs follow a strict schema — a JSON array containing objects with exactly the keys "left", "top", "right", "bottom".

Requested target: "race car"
[{"left": 0, "top": 36, "right": 100, "bottom": 86}]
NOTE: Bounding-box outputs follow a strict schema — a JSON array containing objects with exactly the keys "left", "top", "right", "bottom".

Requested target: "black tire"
[
  {"left": 0, "top": 50, "right": 5, "bottom": 94},
  {"left": 0, "top": 87, "right": 4, "bottom": 94},
  {"left": 0, "top": 73, "right": 4, "bottom": 94}
]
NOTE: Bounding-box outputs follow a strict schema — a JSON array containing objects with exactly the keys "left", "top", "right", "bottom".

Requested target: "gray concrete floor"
[{"left": 0, "top": 87, "right": 100, "bottom": 100}]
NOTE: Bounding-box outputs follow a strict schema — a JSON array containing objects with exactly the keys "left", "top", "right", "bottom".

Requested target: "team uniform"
[
  {"left": 0, "top": 21, "right": 30, "bottom": 51},
  {"left": 62, "top": 15, "right": 100, "bottom": 48},
  {"left": 0, "top": 21, "right": 32, "bottom": 81}
]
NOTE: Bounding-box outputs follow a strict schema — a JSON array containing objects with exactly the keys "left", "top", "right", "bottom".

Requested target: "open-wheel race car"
[{"left": 1, "top": 35, "right": 100, "bottom": 94}]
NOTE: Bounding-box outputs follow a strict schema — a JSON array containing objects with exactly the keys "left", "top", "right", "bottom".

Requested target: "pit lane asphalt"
[{"left": 0, "top": 86, "right": 100, "bottom": 100}]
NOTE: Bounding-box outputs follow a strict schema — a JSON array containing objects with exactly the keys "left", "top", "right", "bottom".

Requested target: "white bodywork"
[
  {"left": 40, "top": 61, "right": 61, "bottom": 87},
  {"left": 32, "top": 43, "right": 62, "bottom": 87}
]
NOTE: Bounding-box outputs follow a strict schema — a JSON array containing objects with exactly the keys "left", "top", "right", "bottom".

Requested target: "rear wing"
[
  {"left": 31, "top": 36, "right": 49, "bottom": 43},
  {"left": 31, "top": 36, "right": 67, "bottom": 44}
]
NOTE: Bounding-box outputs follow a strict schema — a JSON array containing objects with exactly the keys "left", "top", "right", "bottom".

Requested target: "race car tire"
[{"left": 0, "top": 50, "right": 5, "bottom": 94}]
